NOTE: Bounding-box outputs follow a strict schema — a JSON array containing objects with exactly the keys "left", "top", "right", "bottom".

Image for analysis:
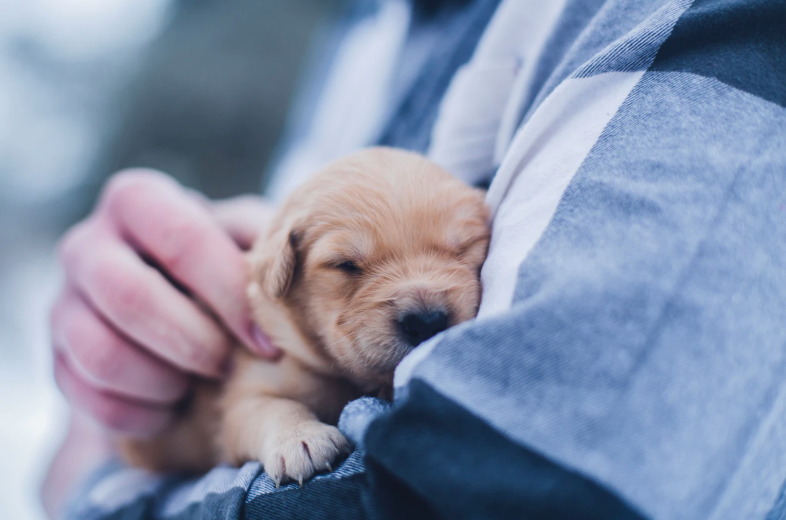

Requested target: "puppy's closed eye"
[{"left": 335, "top": 260, "right": 362, "bottom": 275}]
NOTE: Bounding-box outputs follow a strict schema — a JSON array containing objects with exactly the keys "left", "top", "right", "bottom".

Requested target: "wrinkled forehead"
[
  {"left": 309, "top": 227, "right": 375, "bottom": 263},
  {"left": 305, "top": 210, "right": 416, "bottom": 264},
  {"left": 303, "top": 190, "right": 486, "bottom": 263}
]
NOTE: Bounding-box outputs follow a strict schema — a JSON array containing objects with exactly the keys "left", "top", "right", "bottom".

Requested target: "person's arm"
[
  {"left": 42, "top": 170, "right": 281, "bottom": 519},
  {"left": 41, "top": 414, "right": 116, "bottom": 520}
]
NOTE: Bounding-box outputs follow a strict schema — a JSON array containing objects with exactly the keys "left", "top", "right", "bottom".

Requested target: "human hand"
[{"left": 50, "top": 169, "right": 280, "bottom": 437}]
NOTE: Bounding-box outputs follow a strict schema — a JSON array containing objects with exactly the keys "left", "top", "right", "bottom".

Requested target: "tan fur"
[{"left": 121, "top": 148, "right": 490, "bottom": 485}]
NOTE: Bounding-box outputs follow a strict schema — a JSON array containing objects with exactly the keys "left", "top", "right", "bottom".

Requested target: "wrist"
[{"left": 41, "top": 412, "right": 117, "bottom": 519}]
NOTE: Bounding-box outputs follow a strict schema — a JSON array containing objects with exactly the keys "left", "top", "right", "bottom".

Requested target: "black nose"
[{"left": 398, "top": 310, "right": 449, "bottom": 347}]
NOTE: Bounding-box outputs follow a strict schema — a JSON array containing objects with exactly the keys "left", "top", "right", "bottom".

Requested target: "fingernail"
[{"left": 250, "top": 324, "right": 282, "bottom": 359}]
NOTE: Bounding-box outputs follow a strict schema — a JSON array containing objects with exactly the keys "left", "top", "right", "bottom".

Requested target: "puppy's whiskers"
[
  {"left": 329, "top": 331, "right": 359, "bottom": 370},
  {"left": 337, "top": 337, "right": 369, "bottom": 374},
  {"left": 326, "top": 330, "right": 356, "bottom": 351}
]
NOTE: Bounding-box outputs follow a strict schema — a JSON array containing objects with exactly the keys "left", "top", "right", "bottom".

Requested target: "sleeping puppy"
[{"left": 122, "top": 147, "right": 490, "bottom": 486}]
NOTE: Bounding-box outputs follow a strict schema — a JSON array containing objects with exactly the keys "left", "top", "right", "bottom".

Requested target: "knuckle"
[
  {"left": 104, "top": 168, "right": 168, "bottom": 194},
  {"left": 59, "top": 310, "right": 89, "bottom": 353},
  {"left": 93, "top": 262, "right": 149, "bottom": 322},
  {"left": 154, "top": 218, "right": 205, "bottom": 270},
  {"left": 49, "top": 295, "right": 66, "bottom": 332},
  {"left": 111, "top": 279, "right": 149, "bottom": 322},
  {"left": 101, "top": 169, "right": 171, "bottom": 210},
  {"left": 86, "top": 348, "right": 123, "bottom": 383},
  {"left": 95, "top": 402, "right": 133, "bottom": 432},
  {"left": 67, "top": 322, "right": 122, "bottom": 383},
  {"left": 102, "top": 170, "right": 206, "bottom": 272},
  {"left": 58, "top": 220, "right": 93, "bottom": 266},
  {"left": 52, "top": 356, "right": 70, "bottom": 394}
]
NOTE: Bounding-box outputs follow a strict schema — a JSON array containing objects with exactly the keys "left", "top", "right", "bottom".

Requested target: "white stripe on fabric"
[
  {"left": 84, "top": 468, "right": 163, "bottom": 514},
  {"left": 492, "top": 1, "right": 568, "bottom": 165},
  {"left": 266, "top": 0, "right": 411, "bottom": 201},
  {"left": 479, "top": 71, "right": 645, "bottom": 319},
  {"left": 427, "top": 0, "right": 567, "bottom": 186}
]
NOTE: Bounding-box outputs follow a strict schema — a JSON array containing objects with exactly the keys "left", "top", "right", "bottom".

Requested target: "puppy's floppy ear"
[{"left": 251, "top": 217, "right": 302, "bottom": 299}]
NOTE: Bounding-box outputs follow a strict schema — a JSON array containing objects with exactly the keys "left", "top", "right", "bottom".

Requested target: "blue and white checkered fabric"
[
  {"left": 64, "top": 0, "right": 786, "bottom": 518},
  {"left": 65, "top": 402, "right": 382, "bottom": 520}
]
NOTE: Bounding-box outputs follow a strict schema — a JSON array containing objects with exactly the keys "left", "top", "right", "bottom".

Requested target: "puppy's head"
[{"left": 251, "top": 148, "right": 489, "bottom": 385}]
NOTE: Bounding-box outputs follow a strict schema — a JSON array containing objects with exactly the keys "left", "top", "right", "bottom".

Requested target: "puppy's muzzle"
[{"left": 397, "top": 309, "right": 449, "bottom": 347}]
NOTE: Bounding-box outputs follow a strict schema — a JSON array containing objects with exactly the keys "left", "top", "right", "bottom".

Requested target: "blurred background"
[{"left": 0, "top": 0, "right": 342, "bottom": 517}]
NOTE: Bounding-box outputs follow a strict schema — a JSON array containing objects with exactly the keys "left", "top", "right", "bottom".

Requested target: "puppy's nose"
[{"left": 398, "top": 310, "right": 449, "bottom": 347}]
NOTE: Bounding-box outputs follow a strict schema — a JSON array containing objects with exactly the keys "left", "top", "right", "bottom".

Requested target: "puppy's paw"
[{"left": 263, "top": 422, "right": 350, "bottom": 488}]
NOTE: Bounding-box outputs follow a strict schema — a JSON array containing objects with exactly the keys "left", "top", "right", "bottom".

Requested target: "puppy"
[{"left": 122, "top": 147, "right": 490, "bottom": 486}]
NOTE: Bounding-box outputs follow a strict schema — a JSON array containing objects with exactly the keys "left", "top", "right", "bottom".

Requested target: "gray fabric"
[
  {"left": 65, "top": 406, "right": 372, "bottom": 520},
  {"left": 412, "top": 69, "right": 786, "bottom": 520},
  {"left": 338, "top": 397, "right": 393, "bottom": 449},
  {"left": 572, "top": 0, "right": 691, "bottom": 78}
]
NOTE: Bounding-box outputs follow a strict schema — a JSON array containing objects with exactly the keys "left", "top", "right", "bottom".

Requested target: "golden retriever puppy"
[{"left": 122, "top": 147, "right": 490, "bottom": 486}]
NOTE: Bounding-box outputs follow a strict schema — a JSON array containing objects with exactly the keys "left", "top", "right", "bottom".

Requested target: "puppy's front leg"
[{"left": 221, "top": 394, "right": 350, "bottom": 487}]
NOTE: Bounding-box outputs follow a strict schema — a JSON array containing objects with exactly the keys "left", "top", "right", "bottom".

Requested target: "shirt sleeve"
[
  {"left": 63, "top": 453, "right": 368, "bottom": 520},
  {"left": 62, "top": 398, "right": 393, "bottom": 520}
]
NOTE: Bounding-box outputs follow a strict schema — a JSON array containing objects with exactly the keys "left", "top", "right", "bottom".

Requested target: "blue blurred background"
[{"left": 0, "top": 0, "right": 341, "bottom": 517}]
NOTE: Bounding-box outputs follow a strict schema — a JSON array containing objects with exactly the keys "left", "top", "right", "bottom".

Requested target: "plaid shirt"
[{"left": 65, "top": 0, "right": 786, "bottom": 518}]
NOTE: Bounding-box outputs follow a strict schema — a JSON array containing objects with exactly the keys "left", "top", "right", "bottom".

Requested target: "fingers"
[
  {"left": 51, "top": 287, "right": 189, "bottom": 404},
  {"left": 60, "top": 219, "right": 232, "bottom": 378},
  {"left": 53, "top": 353, "right": 172, "bottom": 436},
  {"left": 52, "top": 170, "right": 282, "bottom": 437},
  {"left": 99, "top": 170, "right": 277, "bottom": 358}
]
